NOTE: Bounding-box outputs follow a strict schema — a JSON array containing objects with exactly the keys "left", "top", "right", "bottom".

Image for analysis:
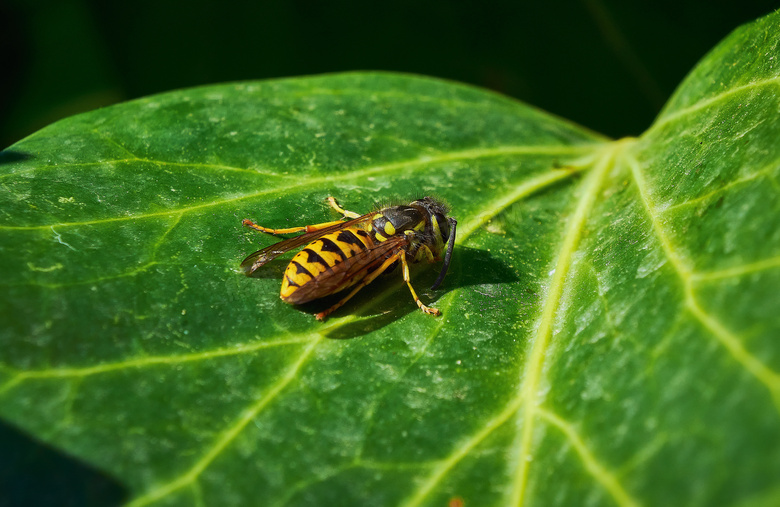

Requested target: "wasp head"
[{"left": 412, "top": 197, "right": 457, "bottom": 290}]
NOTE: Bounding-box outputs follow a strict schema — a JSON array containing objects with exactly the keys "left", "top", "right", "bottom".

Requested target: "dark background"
[{"left": 1, "top": 0, "right": 777, "bottom": 147}]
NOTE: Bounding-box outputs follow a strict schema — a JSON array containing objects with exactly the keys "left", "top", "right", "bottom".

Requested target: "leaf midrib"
[{"left": 401, "top": 141, "right": 637, "bottom": 507}]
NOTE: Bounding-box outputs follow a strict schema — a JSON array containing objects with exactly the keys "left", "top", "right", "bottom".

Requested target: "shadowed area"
[
  {"left": 0, "top": 419, "right": 127, "bottom": 507},
  {"left": 0, "top": 150, "right": 32, "bottom": 165},
  {"left": 323, "top": 246, "right": 519, "bottom": 339}
]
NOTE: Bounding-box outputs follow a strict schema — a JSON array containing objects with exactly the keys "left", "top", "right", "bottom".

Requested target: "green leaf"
[{"left": 2, "top": 11, "right": 779, "bottom": 507}]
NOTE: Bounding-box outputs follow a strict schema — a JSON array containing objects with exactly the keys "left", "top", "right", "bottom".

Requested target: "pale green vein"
[
  {"left": 92, "top": 128, "right": 139, "bottom": 159},
  {"left": 3, "top": 261, "right": 163, "bottom": 289},
  {"left": 273, "top": 458, "right": 441, "bottom": 507},
  {"left": 661, "top": 160, "right": 779, "bottom": 214},
  {"left": 126, "top": 337, "right": 322, "bottom": 507},
  {"left": 626, "top": 152, "right": 780, "bottom": 400},
  {"left": 582, "top": 260, "right": 621, "bottom": 342},
  {"left": 353, "top": 290, "right": 455, "bottom": 460},
  {"left": 649, "top": 75, "right": 780, "bottom": 133},
  {"left": 355, "top": 458, "right": 441, "bottom": 471},
  {"left": 190, "top": 480, "right": 205, "bottom": 507},
  {"left": 0, "top": 376, "right": 23, "bottom": 397},
  {"left": 3, "top": 271, "right": 450, "bottom": 388},
  {"left": 510, "top": 140, "right": 620, "bottom": 507},
  {"left": 0, "top": 156, "right": 295, "bottom": 181},
  {"left": 648, "top": 312, "right": 689, "bottom": 365},
  {"left": 55, "top": 377, "right": 83, "bottom": 430},
  {"left": 686, "top": 301, "right": 780, "bottom": 401},
  {"left": 271, "top": 462, "right": 357, "bottom": 507},
  {"left": 3, "top": 277, "right": 470, "bottom": 390},
  {"left": 0, "top": 144, "right": 598, "bottom": 231},
  {"left": 150, "top": 212, "right": 183, "bottom": 254},
  {"left": 456, "top": 163, "right": 596, "bottom": 239},
  {"left": 617, "top": 436, "right": 668, "bottom": 477},
  {"left": 401, "top": 395, "right": 524, "bottom": 507},
  {"left": 0, "top": 336, "right": 316, "bottom": 394},
  {"left": 538, "top": 408, "right": 641, "bottom": 507},
  {"left": 2, "top": 213, "right": 181, "bottom": 289},
  {"left": 401, "top": 141, "right": 620, "bottom": 507},
  {"left": 722, "top": 483, "right": 780, "bottom": 507},
  {"left": 691, "top": 255, "right": 780, "bottom": 282}
]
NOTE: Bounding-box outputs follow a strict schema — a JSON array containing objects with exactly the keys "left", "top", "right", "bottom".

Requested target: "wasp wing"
[
  {"left": 284, "top": 235, "right": 409, "bottom": 304},
  {"left": 240, "top": 211, "right": 380, "bottom": 275}
]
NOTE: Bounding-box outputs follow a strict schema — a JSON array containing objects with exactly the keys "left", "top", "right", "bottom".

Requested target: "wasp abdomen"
[{"left": 280, "top": 227, "right": 374, "bottom": 302}]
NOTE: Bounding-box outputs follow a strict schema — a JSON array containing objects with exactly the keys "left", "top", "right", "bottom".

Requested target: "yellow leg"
[
  {"left": 416, "top": 245, "right": 438, "bottom": 263},
  {"left": 399, "top": 250, "right": 440, "bottom": 315},
  {"left": 315, "top": 250, "right": 441, "bottom": 321},
  {"left": 242, "top": 197, "right": 357, "bottom": 235},
  {"left": 315, "top": 253, "right": 401, "bottom": 321},
  {"left": 242, "top": 218, "right": 346, "bottom": 235},
  {"left": 327, "top": 196, "right": 361, "bottom": 219}
]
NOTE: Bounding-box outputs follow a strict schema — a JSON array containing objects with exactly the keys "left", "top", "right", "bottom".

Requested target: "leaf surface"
[{"left": 2, "top": 12, "right": 780, "bottom": 507}]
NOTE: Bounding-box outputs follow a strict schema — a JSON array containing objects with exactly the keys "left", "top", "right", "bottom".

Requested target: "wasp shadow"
[
  {"left": 0, "top": 150, "right": 33, "bottom": 165},
  {"left": 321, "top": 246, "right": 518, "bottom": 340},
  {"left": 440, "top": 245, "right": 521, "bottom": 291},
  {"left": 0, "top": 419, "right": 128, "bottom": 507}
]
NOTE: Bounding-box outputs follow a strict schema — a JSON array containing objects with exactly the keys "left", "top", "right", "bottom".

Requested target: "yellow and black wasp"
[{"left": 240, "top": 196, "right": 457, "bottom": 320}]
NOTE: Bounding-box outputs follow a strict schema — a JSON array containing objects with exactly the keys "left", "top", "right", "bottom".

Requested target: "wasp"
[{"left": 240, "top": 196, "right": 457, "bottom": 320}]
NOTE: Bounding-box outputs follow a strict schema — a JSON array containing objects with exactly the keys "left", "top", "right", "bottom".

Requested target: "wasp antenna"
[{"left": 430, "top": 217, "right": 457, "bottom": 290}]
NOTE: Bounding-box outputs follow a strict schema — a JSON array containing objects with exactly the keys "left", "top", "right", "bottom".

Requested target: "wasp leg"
[
  {"left": 399, "top": 250, "right": 440, "bottom": 316},
  {"left": 327, "top": 196, "right": 361, "bottom": 219},
  {"left": 242, "top": 218, "right": 346, "bottom": 235},
  {"left": 315, "top": 253, "right": 401, "bottom": 321},
  {"left": 416, "top": 245, "right": 438, "bottom": 263}
]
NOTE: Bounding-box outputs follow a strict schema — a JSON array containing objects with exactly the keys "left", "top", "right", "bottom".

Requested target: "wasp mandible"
[{"left": 241, "top": 196, "right": 457, "bottom": 320}]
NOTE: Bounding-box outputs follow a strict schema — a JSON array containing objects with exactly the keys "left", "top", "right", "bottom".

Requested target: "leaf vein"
[
  {"left": 626, "top": 153, "right": 780, "bottom": 400},
  {"left": 661, "top": 161, "right": 778, "bottom": 214},
  {"left": 691, "top": 255, "right": 780, "bottom": 281},
  {"left": 400, "top": 144, "right": 614, "bottom": 506},
  {"left": 0, "top": 144, "right": 599, "bottom": 231},
  {"left": 401, "top": 396, "right": 524, "bottom": 507},
  {"left": 510, "top": 141, "right": 620, "bottom": 506},
  {"left": 650, "top": 75, "right": 780, "bottom": 133},
  {"left": 126, "top": 337, "right": 322, "bottom": 507},
  {"left": 537, "top": 408, "right": 641, "bottom": 507},
  {"left": 0, "top": 336, "right": 317, "bottom": 385},
  {"left": 0, "top": 157, "right": 291, "bottom": 181}
]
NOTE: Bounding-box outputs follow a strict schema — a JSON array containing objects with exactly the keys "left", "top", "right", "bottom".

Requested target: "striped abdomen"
[{"left": 280, "top": 227, "right": 375, "bottom": 303}]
